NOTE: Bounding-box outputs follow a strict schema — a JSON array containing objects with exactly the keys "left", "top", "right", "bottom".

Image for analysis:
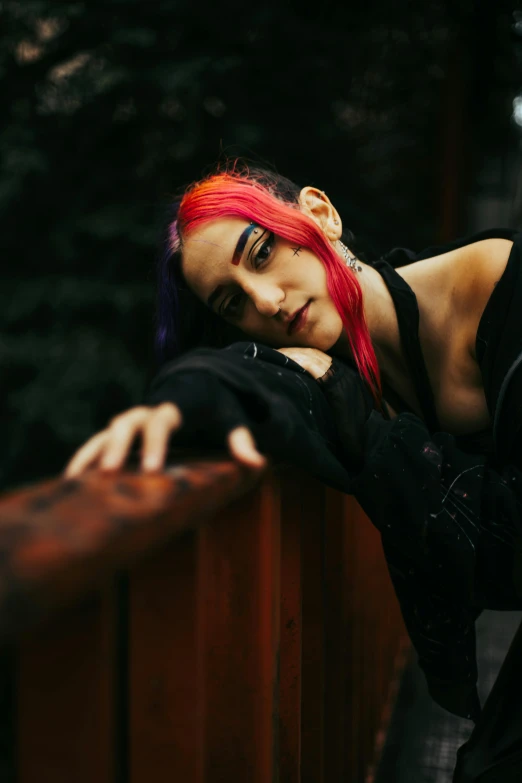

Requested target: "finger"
[
  {"left": 63, "top": 431, "right": 110, "bottom": 478},
  {"left": 141, "top": 403, "right": 183, "bottom": 472},
  {"left": 227, "top": 426, "right": 266, "bottom": 469},
  {"left": 99, "top": 410, "right": 151, "bottom": 471}
]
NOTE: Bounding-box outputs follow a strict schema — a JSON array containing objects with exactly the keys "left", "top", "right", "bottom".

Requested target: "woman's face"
[{"left": 181, "top": 215, "right": 347, "bottom": 351}]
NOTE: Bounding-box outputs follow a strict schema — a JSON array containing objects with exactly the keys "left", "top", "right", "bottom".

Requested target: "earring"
[
  {"left": 333, "top": 219, "right": 339, "bottom": 225},
  {"left": 338, "top": 241, "right": 362, "bottom": 272}
]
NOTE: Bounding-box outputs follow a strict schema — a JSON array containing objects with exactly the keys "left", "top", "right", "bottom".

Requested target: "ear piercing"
[
  {"left": 338, "top": 240, "right": 362, "bottom": 272},
  {"left": 320, "top": 193, "right": 342, "bottom": 233}
]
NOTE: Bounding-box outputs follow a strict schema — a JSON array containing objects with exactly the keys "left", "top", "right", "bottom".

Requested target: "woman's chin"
[{"left": 327, "top": 329, "right": 351, "bottom": 356}]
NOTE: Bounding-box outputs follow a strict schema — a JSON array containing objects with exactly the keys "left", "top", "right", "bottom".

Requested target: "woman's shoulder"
[
  {"left": 404, "top": 234, "right": 515, "bottom": 357},
  {"left": 450, "top": 236, "right": 514, "bottom": 359},
  {"left": 397, "top": 235, "right": 513, "bottom": 334},
  {"left": 453, "top": 235, "right": 514, "bottom": 294}
]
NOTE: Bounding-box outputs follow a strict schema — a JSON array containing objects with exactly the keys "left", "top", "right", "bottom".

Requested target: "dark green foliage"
[{"left": 0, "top": 0, "right": 518, "bottom": 489}]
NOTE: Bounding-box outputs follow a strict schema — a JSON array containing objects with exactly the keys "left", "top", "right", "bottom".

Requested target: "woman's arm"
[
  {"left": 450, "top": 237, "right": 513, "bottom": 363},
  {"left": 65, "top": 375, "right": 267, "bottom": 478},
  {"left": 143, "top": 342, "right": 357, "bottom": 492}
]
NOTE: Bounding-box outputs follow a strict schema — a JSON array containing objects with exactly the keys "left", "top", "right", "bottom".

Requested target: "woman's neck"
[{"left": 334, "top": 262, "right": 408, "bottom": 386}]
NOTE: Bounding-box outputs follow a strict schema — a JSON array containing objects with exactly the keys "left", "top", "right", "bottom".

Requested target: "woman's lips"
[{"left": 287, "top": 301, "right": 310, "bottom": 336}]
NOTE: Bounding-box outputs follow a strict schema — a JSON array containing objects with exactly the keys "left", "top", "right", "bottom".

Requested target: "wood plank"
[
  {"left": 199, "top": 474, "right": 281, "bottom": 783},
  {"left": 300, "top": 477, "right": 325, "bottom": 783},
  {"left": 129, "top": 528, "right": 204, "bottom": 783},
  {"left": 0, "top": 461, "right": 258, "bottom": 642},
  {"left": 0, "top": 647, "right": 16, "bottom": 783},
  {"left": 279, "top": 470, "right": 303, "bottom": 783},
  {"left": 342, "top": 500, "right": 408, "bottom": 782},
  {"left": 342, "top": 496, "right": 361, "bottom": 782},
  {"left": 323, "top": 488, "right": 349, "bottom": 783},
  {"left": 16, "top": 586, "right": 118, "bottom": 783}
]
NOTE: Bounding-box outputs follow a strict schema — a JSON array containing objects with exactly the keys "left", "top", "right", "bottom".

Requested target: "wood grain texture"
[
  {"left": 0, "top": 459, "right": 259, "bottom": 640},
  {"left": 279, "top": 470, "right": 304, "bottom": 783},
  {"left": 323, "top": 488, "right": 349, "bottom": 783},
  {"left": 16, "top": 587, "right": 118, "bottom": 783},
  {"left": 129, "top": 529, "right": 204, "bottom": 783},
  {"left": 7, "top": 462, "right": 408, "bottom": 783},
  {"left": 300, "top": 476, "right": 325, "bottom": 783},
  {"left": 199, "top": 474, "right": 281, "bottom": 783}
]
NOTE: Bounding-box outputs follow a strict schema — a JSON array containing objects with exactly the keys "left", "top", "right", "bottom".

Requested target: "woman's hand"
[
  {"left": 275, "top": 347, "right": 332, "bottom": 380},
  {"left": 63, "top": 402, "right": 266, "bottom": 479}
]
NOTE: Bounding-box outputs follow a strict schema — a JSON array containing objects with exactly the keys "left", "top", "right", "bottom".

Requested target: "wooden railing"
[{"left": 0, "top": 456, "right": 408, "bottom": 783}]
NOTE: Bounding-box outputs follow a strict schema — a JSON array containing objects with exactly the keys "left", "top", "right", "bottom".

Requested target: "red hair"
[{"left": 173, "top": 172, "right": 382, "bottom": 405}]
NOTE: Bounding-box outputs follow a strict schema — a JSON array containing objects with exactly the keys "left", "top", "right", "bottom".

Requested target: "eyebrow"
[
  {"left": 206, "top": 223, "right": 258, "bottom": 310},
  {"left": 232, "top": 222, "right": 257, "bottom": 265}
]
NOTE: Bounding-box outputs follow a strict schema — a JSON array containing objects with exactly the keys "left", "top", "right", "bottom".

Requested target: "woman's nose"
[{"left": 249, "top": 284, "right": 283, "bottom": 318}]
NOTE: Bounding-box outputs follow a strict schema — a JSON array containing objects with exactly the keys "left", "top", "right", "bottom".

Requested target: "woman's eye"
[
  {"left": 223, "top": 293, "right": 242, "bottom": 317},
  {"left": 254, "top": 232, "right": 274, "bottom": 268}
]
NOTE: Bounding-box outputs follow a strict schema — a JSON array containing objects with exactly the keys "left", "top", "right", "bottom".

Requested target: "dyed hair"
[{"left": 156, "top": 163, "right": 382, "bottom": 404}]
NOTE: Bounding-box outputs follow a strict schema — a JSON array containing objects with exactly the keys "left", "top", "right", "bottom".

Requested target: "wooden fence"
[{"left": 0, "top": 456, "right": 408, "bottom": 782}]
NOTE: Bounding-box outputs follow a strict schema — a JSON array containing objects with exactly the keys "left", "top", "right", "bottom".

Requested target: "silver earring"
[
  {"left": 333, "top": 219, "right": 339, "bottom": 225},
  {"left": 338, "top": 241, "right": 362, "bottom": 272}
]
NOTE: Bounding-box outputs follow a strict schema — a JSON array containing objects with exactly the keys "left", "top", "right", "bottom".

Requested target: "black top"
[
  {"left": 145, "top": 227, "right": 522, "bottom": 723},
  {"left": 371, "top": 256, "right": 495, "bottom": 457},
  {"left": 371, "top": 257, "right": 441, "bottom": 432}
]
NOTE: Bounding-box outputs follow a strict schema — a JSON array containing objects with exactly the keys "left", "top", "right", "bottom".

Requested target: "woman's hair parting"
[{"left": 155, "top": 160, "right": 382, "bottom": 404}]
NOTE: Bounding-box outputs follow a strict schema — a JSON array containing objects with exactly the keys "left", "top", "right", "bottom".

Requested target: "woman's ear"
[{"left": 298, "top": 186, "right": 342, "bottom": 241}]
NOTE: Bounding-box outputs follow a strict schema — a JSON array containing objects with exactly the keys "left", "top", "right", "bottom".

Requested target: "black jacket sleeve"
[{"left": 144, "top": 341, "right": 357, "bottom": 493}]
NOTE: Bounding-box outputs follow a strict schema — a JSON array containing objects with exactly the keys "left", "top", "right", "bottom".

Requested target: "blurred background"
[{"left": 1, "top": 0, "right": 522, "bottom": 492}]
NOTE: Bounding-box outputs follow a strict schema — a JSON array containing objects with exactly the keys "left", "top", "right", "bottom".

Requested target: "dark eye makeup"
[
  {"left": 220, "top": 231, "right": 275, "bottom": 318},
  {"left": 252, "top": 231, "right": 274, "bottom": 268}
]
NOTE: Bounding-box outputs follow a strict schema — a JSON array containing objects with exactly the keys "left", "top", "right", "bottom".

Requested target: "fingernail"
[{"left": 143, "top": 456, "right": 159, "bottom": 471}]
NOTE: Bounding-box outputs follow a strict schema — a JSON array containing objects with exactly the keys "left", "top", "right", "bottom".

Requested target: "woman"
[{"left": 65, "top": 164, "right": 522, "bottom": 781}]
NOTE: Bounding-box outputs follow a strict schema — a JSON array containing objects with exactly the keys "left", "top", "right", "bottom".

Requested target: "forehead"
[{"left": 181, "top": 216, "right": 252, "bottom": 300}]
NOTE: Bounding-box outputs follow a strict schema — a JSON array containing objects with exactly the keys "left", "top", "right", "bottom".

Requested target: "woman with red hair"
[{"left": 65, "top": 162, "right": 522, "bottom": 782}]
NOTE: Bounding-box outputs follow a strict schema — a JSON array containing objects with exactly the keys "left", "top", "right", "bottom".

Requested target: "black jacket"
[{"left": 145, "top": 228, "right": 522, "bottom": 722}]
